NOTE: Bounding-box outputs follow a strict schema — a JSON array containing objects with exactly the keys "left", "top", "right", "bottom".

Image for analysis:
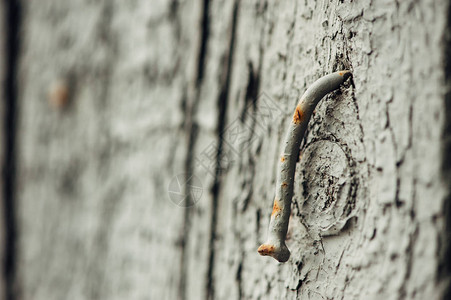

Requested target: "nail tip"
[{"left": 258, "top": 242, "right": 291, "bottom": 263}]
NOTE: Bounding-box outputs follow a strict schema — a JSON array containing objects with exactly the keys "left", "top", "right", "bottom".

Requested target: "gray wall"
[{"left": 1, "top": 0, "right": 450, "bottom": 299}]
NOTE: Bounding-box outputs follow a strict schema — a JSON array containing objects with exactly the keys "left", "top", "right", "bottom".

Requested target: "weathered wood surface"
[{"left": 7, "top": 0, "right": 451, "bottom": 299}]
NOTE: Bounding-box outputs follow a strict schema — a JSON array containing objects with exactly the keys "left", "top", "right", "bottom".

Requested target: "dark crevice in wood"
[
  {"left": 179, "top": 0, "right": 211, "bottom": 299},
  {"left": 206, "top": 1, "right": 239, "bottom": 299},
  {"left": 196, "top": 0, "right": 210, "bottom": 87},
  {"left": 239, "top": 61, "right": 260, "bottom": 122},
  {"left": 439, "top": 1, "right": 451, "bottom": 298},
  {"left": 255, "top": 207, "right": 261, "bottom": 246},
  {"left": 169, "top": 0, "right": 180, "bottom": 21},
  {"left": 2, "top": 0, "right": 21, "bottom": 299},
  {"left": 95, "top": 1, "right": 117, "bottom": 112},
  {"left": 235, "top": 261, "right": 243, "bottom": 300},
  {"left": 178, "top": 120, "right": 197, "bottom": 300},
  {"left": 236, "top": 61, "right": 261, "bottom": 213},
  {"left": 442, "top": 193, "right": 451, "bottom": 300}
]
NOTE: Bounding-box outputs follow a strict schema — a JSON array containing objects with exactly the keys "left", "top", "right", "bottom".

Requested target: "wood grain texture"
[{"left": 10, "top": 0, "right": 451, "bottom": 299}]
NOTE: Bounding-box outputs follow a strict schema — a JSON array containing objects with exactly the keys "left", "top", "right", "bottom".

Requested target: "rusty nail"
[{"left": 258, "top": 70, "right": 352, "bottom": 263}]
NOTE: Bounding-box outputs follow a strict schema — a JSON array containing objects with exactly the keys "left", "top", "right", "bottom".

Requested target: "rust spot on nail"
[
  {"left": 281, "top": 182, "right": 288, "bottom": 188},
  {"left": 257, "top": 244, "right": 275, "bottom": 255},
  {"left": 271, "top": 199, "right": 281, "bottom": 217},
  {"left": 339, "top": 72, "right": 344, "bottom": 76},
  {"left": 293, "top": 105, "right": 303, "bottom": 124},
  {"left": 280, "top": 156, "right": 285, "bottom": 162}
]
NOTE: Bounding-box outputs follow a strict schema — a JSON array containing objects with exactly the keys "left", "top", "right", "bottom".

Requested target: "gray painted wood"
[{"left": 8, "top": 0, "right": 451, "bottom": 299}]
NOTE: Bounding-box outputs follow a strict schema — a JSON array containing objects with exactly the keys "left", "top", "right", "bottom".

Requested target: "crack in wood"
[
  {"left": 438, "top": 2, "right": 451, "bottom": 298},
  {"left": 206, "top": 1, "right": 240, "bottom": 299},
  {"left": 2, "top": 0, "right": 21, "bottom": 299},
  {"left": 179, "top": 0, "right": 211, "bottom": 299}
]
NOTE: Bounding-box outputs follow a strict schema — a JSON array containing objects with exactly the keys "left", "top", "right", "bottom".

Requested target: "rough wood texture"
[{"left": 9, "top": 0, "right": 451, "bottom": 299}]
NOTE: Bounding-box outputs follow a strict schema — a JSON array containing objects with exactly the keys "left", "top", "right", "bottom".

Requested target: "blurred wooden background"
[{"left": 1, "top": 0, "right": 451, "bottom": 299}]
